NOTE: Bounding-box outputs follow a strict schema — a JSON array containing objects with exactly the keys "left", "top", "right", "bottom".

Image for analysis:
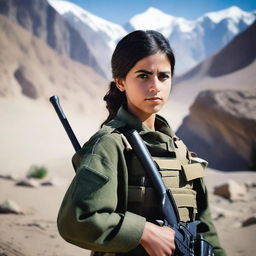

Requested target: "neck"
[
  {"left": 142, "top": 114, "right": 156, "bottom": 131},
  {"left": 125, "top": 105, "right": 156, "bottom": 130}
]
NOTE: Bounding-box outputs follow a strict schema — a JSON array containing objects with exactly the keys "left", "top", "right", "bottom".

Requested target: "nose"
[{"left": 149, "top": 76, "right": 160, "bottom": 92}]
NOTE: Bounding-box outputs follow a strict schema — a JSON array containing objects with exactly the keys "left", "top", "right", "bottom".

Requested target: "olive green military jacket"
[{"left": 57, "top": 106, "right": 226, "bottom": 256}]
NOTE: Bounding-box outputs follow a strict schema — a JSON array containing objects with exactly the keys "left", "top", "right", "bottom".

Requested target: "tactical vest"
[
  {"left": 125, "top": 136, "right": 206, "bottom": 223},
  {"left": 91, "top": 131, "right": 207, "bottom": 256}
]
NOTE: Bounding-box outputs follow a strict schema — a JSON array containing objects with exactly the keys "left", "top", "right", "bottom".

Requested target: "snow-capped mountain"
[
  {"left": 47, "top": 1, "right": 255, "bottom": 76},
  {"left": 48, "top": 0, "right": 127, "bottom": 78},
  {"left": 125, "top": 7, "right": 194, "bottom": 37},
  {"left": 126, "top": 6, "right": 256, "bottom": 74}
]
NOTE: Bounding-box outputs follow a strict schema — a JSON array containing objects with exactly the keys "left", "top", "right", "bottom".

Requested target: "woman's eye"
[
  {"left": 137, "top": 73, "right": 148, "bottom": 79},
  {"left": 158, "top": 73, "right": 170, "bottom": 81}
]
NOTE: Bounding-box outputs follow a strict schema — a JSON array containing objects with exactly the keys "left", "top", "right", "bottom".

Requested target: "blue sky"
[{"left": 68, "top": 0, "right": 256, "bottom": 25}]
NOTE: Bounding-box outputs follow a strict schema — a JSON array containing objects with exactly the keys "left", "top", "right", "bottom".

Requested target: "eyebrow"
[{"left": 135, "top": 69, "right": 171, "bottom": 74}]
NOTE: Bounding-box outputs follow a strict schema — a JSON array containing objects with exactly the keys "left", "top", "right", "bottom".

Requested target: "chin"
[
  {"left": 153, "top": 105, "right": 163, "bottom": 112},
  {"left": 147, "top": 107, "right": 162, "bottom": 115}
]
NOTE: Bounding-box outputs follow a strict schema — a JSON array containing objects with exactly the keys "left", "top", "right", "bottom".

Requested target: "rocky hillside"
[
  {"left": 126, "top": 6, "right": 256, "bottom": 75},
  {"left": 208, "top": 20, "right": 256, "bottom": 77},
  {"left": 0, "top": 0, "right": 104, "bottom": 77},
  {"left": 176, "top": 20, "right": 256, "bottom": 82},
  {"left": 0, "top": 15, "right": 108, "bottom": 175},
  {"left": 176, "top": 90, "right": 256, "bottom": 171},
  {"left": 164, "top": 21, "right": 256, "bottom": 131},
  {"left": 167, "top": 22, "right": 256, "bottom": 171},
  {"left": 48, "top": 0, "right": 127, "bottom": 79},
  {"left": 0, "top": 15, "right": 106, "bottom": 108}
]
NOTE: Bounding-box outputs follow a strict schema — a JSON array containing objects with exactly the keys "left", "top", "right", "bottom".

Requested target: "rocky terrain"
[
  {"left": 176, "top": 90, "right": 256, "bottom": 171},
  {"left": 171, "top": 22, "right": 256, "bottom": 171},
  {"left": 0, "top": 15, "right": 106, "bottom": 109},
  {"left": 164, "top": 21, "right": 256, "bottom": 131},
  {"left": 176, "top": 21, "right": 256, "bottom": 82},
  {"left": 0, "top": 14, "right": 107, "bottom": 178},
  {"left": 0, "top": 168, "right": 256, "bottom": 256},
  {"left": 0, "top": 0, "right": 104, "bottom": 76}
]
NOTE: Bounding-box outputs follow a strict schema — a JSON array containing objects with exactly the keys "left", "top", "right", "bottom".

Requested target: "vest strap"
[
  {"left": 182, "top": 163, "right": 204, "bottom": 181},
  {"left": 128, "top": 186, "right": 197, "bottom": 209},
  {"left": 170, "top": 188, "right": 197, "bottom": 208},
  {"left": 160, "top": 170, "right": 179, "bottom": 188},
  {"left": 173, "top": 139, "right": 188, "bottom": 164},
  {"left": 154, "top": 157, "right": 181, "bottom": 170},
  {"left": 191, "top": 156, "right": 208, "bottom": 167}
]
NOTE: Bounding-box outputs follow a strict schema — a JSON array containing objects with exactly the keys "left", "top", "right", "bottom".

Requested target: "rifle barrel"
[{"left": 49, "top": 95, "right": 81, "bottom": 152}]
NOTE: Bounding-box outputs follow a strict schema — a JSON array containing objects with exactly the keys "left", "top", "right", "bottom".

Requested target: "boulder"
[
  {"left": 244, "top": 180, "right": 256, "bottom": 189},
  {"left": 15, "top": 178, "right": 40, "bottom": 188},
  {"left": 242, "top": 216, "right": 256, "bottom": 227},
  {"left": 0, "top": 174, "right": 18, "bottom": 181},
  {"left": 176, "top": 89, "right": 256, "bottom": 170},
  {"left": 0, "top": 200, "right": 23, "bottom": 214},
  {"left": 40, "top": 177, "right": 66, "bottom": 186},
  {"left": 213, "top": 180, "right": 247, "bottom": 201}
]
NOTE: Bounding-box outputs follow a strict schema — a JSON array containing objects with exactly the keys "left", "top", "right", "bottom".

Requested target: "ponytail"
[{"left": 101, "top": 81, "right": 126, "bottom": 127}]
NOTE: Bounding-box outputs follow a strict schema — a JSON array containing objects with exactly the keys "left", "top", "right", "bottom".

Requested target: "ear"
[{"left": 115, "top": 78, "right": 125, "bottom": 92}]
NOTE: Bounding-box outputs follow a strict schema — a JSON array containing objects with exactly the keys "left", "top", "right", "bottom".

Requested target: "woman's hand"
[{"left": 140, "top": 221, "right": 176, "bottom": 256}]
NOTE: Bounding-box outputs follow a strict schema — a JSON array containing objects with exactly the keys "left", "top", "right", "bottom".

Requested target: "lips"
[{"left": 145, "top": 96, "right": 162, "bottom": 101}]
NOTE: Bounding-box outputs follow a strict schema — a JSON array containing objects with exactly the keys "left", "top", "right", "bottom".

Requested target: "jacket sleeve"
[
  {"left": 57, "top": 134, "right": 146, "bottom": 252},
  {"left": 195, "top": 178, "right": 227, "bottom": 256}
]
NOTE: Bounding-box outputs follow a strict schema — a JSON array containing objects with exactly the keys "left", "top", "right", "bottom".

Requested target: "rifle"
[
  {"left": 124, "top": 129, "right": 215, "bottom": 256},
  {"left": 49, "top": 95, "right": 81, "bottom": 152},
  {"left": 49, "top": 95, "right": 214, "bottom": 256}
]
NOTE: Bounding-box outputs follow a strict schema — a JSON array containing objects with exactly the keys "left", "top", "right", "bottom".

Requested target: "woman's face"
[{"left": 116, "top": 52, "right": 172, "bottom": 122}]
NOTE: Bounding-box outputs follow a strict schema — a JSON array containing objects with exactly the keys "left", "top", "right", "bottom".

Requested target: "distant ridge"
[
  {"left": 125, "top": 6, "right": 256, "bottom": 75},
  {"left": 162, "top": 20, "right": 256, "bottom": 132},
  {"left": 176, "top": 21, "right": 256, "bottom": 83},
  {"left": 25, "top": 1, "right": 255, "bottom": 76},
  {"left": 48, "top": 0, "right": 127, "bottom": 79},
  {"left": 0, "top": 15, "right": 106, "bottom": 110},
  {"left": 0, "top": 14, "right": 108, "bottom": 179},
  {"left": 209, "top": 21, "right": 256, "bottom": 77},
  {"left": 0, "top": 0, "right": 105, "bottom": 77}
]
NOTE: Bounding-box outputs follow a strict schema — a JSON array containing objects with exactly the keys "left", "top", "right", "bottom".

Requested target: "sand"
[{"left": 0, "top": 164, "right": 256, "bottom": 256}]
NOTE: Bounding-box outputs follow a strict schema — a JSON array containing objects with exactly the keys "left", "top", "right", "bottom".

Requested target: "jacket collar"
[
  {"left": 103, "top": 106, "right": 176, "bottom": 155},
  {"left": 109, "top": 106, "right": 175, "bottom": 138}
]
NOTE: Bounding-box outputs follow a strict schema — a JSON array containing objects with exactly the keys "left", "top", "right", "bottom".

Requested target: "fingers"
[{"left": 140, "top": 222, "right": 176, "bottom": 256}]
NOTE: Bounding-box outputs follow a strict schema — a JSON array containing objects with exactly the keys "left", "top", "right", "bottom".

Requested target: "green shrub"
[{"left": 26, "top": 165, "right": 48, "bottom": 179}]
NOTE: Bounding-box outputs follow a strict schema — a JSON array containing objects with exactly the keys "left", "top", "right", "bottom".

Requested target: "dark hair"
[{"left": 101, "top": 30, "right": 175, "bottom": 126}]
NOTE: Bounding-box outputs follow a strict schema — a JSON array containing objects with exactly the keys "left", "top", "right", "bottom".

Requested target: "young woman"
[{"left": 57, "top": 30, "right": 226, "bottom": 256}]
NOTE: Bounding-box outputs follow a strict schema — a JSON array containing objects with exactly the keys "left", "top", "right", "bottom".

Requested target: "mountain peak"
[
  {"left": 129, "top": 6, "right": 176, "bottom": 36},
  {"left": 144, "top": 7, "right": 168, "bottom": 15},
  {"left": 202, "top": 5, "right": 252, "bottom": 23},
  {"left": 47, "top": 0, "right": 80, "bottom": 15},
  {"left": 48, "top": 0, "right": 123, "bottom": 28},
  {"left": 134, "top": 6, "right": 176, "bottom": 19},
  {"left": 48, "top": 0, "right": 126, "bottom": 37}
]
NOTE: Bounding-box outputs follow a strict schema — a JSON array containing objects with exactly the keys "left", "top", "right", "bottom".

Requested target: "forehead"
[{"left": 131, "top": 52, "right": 171, "bottom": 71}]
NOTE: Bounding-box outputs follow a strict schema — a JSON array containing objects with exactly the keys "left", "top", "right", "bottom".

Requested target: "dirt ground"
[{"left": 0, "top": 168, "right": 255, "bottom": 256}]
